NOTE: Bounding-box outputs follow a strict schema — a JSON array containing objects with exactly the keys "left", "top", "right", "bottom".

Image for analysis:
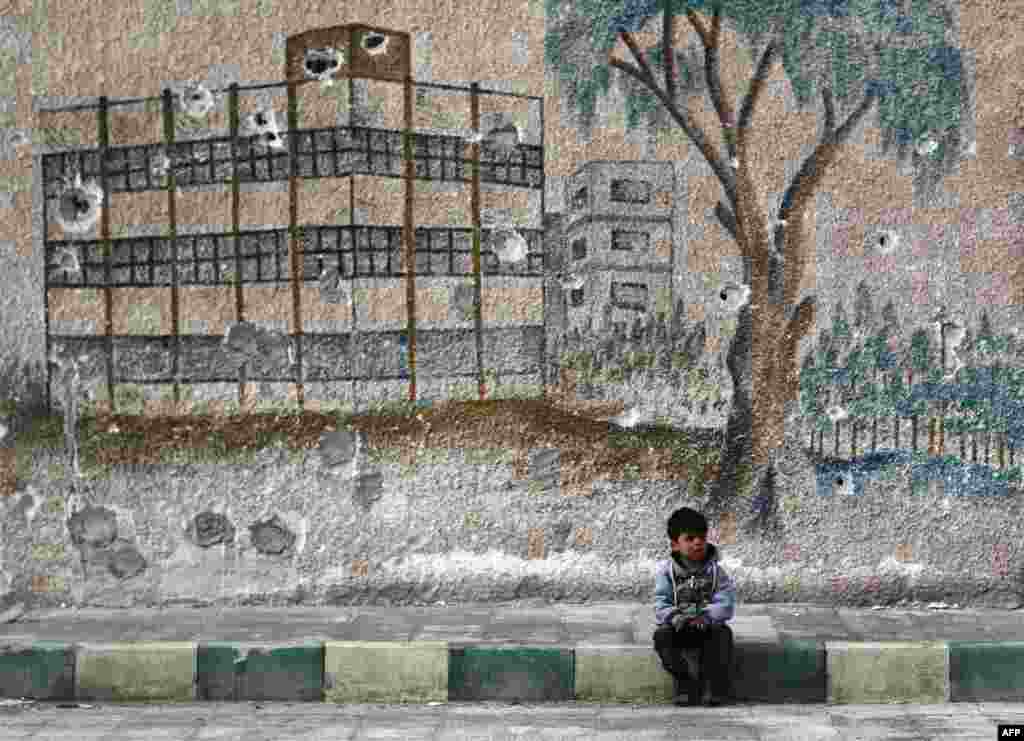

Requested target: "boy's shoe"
[
  {"left": 700, "top": 680, "right": 730, "bottom": 707},
  {"left": 672, "top": 676, "right": 700, "bottom": 707}
]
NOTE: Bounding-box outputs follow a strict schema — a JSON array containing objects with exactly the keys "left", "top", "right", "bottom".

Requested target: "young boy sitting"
[{"left": 653, "top": 506, "right": 737, "bottom": 706}]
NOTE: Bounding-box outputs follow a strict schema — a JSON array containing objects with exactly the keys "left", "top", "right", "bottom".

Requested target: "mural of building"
[
  {"left": 560, "top": 161, "right": 676, "bottom": 335},
  {"left": 37, "top": 24, "right": 547, "bottom": 415}
]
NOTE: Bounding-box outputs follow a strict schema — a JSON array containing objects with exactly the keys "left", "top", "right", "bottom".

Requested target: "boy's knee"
[{"left": 653, "top": 625, "right": 676, "bottom": 642}]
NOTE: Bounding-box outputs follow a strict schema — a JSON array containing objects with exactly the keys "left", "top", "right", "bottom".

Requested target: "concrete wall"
[
  {"left": 1, "top": 430, "right": 1021, "bottom": 609},
  {"left": 2, "top": 2, "right": 1023, "bottom": 609}
]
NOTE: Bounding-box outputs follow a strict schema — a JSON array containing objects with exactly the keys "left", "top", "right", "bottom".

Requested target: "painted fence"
[{"left": 38, "top": 31, "right": 546, "bottom": 415}]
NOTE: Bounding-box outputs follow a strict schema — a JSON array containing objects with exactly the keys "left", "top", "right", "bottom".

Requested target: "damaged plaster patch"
[
  {"left": 187, "top": 511, "right": 236, "bottom": 547},
  {"left": 249, "top": 514, "right": 296, "bottom": 555},
  {"left": 105, "top": 540, "right": 148, "bottom": 580},
  {"left": 67, "top": 505, "right": 118, "bottom": 548}
]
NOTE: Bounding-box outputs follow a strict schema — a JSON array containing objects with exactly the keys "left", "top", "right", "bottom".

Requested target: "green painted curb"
[
  {"left": 197, "top": 642, "right": 323, "bottom": 701},
  {"left": 9, "top": 638, "right": 1024, "bottom": 705},
  {"left": 448, "top": 646, "right": 574, "bottom": 703},
  {"left": 949, "top": 641, "right": 1024, "bottom": 702},
  {"left": 0, "top": 641, "right": 74, "bottom": 701},
  {"left": 733, "top": 640, "right": 827, "bottom": 703}
]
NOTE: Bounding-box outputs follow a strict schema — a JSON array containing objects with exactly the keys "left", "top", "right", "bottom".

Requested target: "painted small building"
[{"left": 560, "top": 161, "right": 675, "bottom": 336}]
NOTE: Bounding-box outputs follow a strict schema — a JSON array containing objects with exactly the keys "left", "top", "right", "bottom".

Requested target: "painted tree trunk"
[
  {"left": 712, "top": 286, "right": 798, "bottom": 525},
  {"left": 710, "top": 154, "right": 817, "bottom": 528}
]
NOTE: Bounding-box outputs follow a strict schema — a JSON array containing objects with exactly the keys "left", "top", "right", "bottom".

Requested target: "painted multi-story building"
[{"left": 559, "top": 161, "right": 676, "bottom": 335}]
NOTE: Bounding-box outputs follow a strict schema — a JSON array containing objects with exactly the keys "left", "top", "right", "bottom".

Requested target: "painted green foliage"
[{"left": 545, "top": 0, "right": 963, "bottom": 168}]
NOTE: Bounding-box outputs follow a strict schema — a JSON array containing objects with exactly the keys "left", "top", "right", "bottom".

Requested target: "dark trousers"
[{"left": 653, "top": 623, "right": 734, "bottom": 698}]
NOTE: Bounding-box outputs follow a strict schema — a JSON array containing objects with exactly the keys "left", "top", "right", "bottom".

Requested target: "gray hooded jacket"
[{"left": 654, "top": 542, "right": 737, "bottom": 626}]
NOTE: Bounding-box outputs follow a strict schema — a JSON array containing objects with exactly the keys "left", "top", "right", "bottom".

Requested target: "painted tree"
[{"left": 545, "top": 0, "right": 967, "bottom": 529}]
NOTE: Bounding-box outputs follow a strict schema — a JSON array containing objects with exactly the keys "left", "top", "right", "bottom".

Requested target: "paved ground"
[{"left": 0, "top": 700, "right": 1022, "bottom": 740}]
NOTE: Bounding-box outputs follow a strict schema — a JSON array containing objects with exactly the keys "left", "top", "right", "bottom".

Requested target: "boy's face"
[{"left": 672, "top": 532, "right": 707, "bottom": 560}]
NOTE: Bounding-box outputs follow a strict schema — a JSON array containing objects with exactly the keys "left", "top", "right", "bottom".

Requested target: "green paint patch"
[
  {"left": 464, "top": 447, "right": 516, "bottom": 465},
  {"left": 0, "top": 642, "right": 74, "bottom": 700},
  {"left": 0, "top": 175, "right": 31, "bottom": 193},
  {"left": 189, "top": 0, "right": 241, "bottom": 15},
  {"left": 37, "top": 127, "right": 81, "bottom": 150},
  {"left": 0, "top": 48, "right": 18, "bottom": 97},
  {"left": 126, "top": 304, "right": 161, "bottom": 334},
  {"left": 950, "top": 641, "right": 1024, "bottom": 701},
  {"left": 731, "top": 640, "right": 827, "bottom": 703},
  {"left": 197, "top": 643, "right": 322, "bottom": 701},
  {"left": 368, "top": 447, "right": 402, "bottom": 464},
  {"left": 448, "top": 646, "right": 574, "bottom": 703},
  {"left": 132, "top": 0, "right": 176, "bottom": 52}
]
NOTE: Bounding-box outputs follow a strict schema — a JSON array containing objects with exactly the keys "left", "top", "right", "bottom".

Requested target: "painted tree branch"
[
  {"left": 779, "top": 295, "right": 817, "bottom": 393},
  {"left": 686, "top": 3, "right": 732, "bottom": 151},
  {"left": 780, "top": 91, "right": 879, "bottom": 307},
  {"left": 736, "top": 39, "right": 778, "bottom": 133},
  {"left": 715, "top": 200, "right": 738, "bottom": 241},
  {"left": 684, "top": 6, "right": 710, "bottom": 48},
  {"left": 610, "top": 53, "right": 737, "bottom": 205},
  {"left": 663, "top": 1, "right": 676, "bottom": 105},
  {"left": 822, "top": 86, "right": 836, "bottom": 137},
  {"left": 700, "top": 35, "right": 775, "bottom": 244},
  {"left": 620, "top": 32, "right": 657, "bottom": 89}
]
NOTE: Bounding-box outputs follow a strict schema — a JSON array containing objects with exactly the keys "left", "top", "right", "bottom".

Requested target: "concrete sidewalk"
[{"left": 1, "top": 601, "right": 1023, "bottom": 706}]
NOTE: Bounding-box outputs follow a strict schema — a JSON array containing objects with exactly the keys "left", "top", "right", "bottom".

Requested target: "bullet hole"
[
  {"left": 878, "top": 234, "right": 886, "bottom": 248},
  {"left": 263, "top": 131, "right": 279, "bottom": 145},
  {"left": 361, "top": 32, "right": 388, "bottom": 55},
  {"left": 66, "top": 506, "right": 118, "bottom": 549},
  {"left": 720, "top": 290, "right": 728, "bottom": 301},
  {"left": 249, "top": 514, "right": 296, "bottom": 555},
  {"left": 59, "top": 190, "right": 93, "bottom": 222},
  {"left": 254, "top": 112, "right": 268, "bottom": 128},
  {"left": 304, "top": 48, "right": 341, "bottom": 77},
  {"left": 317, "top": 428, "right": 362, "bottom": 468},
  {"left": 107, "top": 543, "right": 147, "bottom": 580},
  {"left": 188, "top": 511, "right": 236, "bottom": 548},
  {"left": 835, "top": 476, "right": 844, "bottom": 486}
]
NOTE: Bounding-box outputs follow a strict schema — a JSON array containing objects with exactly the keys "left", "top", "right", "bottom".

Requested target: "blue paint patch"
[{"left": 816, "top": 448, "right": 1018, "bottom": 498}]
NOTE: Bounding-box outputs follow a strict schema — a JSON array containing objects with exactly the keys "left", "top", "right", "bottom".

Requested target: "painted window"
[
  {"left": 572, "top": 186, "right": 588, "bottom": 210},
  {"left": 610, "top": 179, "right": 650, "bottom": 204},
  {"left": 572, "top": 238, "right": 587, "bottom": 260},
  {"left": 611, "top": 230, "right": 649, "bottom": 251},
  {"left": 611, "top": 282, "right": 648, "bottom": 311}
]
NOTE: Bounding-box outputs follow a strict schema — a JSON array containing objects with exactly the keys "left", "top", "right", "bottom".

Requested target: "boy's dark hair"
[{"left": 667, "top": 507, "right": 708, "bottom": 541}]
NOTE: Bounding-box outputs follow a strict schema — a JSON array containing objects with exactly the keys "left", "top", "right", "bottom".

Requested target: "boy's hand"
[
  {"left": 684, "top": 615, "right": 710, "bottom": 631},
  {"left": 670, "top": 613, "right": 688, "bottom": 632}
]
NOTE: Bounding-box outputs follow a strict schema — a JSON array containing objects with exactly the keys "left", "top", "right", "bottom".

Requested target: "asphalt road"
[{"left": 1, "top": 701, "right": 1021, "bottom": 740}]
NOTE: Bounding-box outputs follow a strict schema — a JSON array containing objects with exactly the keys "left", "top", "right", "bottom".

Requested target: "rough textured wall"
[
  {"left": 1, "top": 430, "right": 1021, "bottom": 610},
  {"left": 1, "top": 1, "right": 1023, "bottom": 609}
]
